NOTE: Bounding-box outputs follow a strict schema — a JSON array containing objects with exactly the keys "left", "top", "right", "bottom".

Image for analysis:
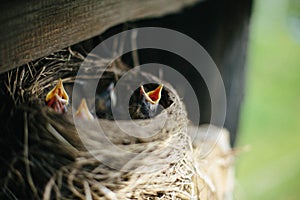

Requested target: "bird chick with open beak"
[
  {"left": 95, "top": 82, "right": 117, "bottom": 118},
  {"left": 45, "top": 79, "right": 69, "bottom": 114},
  {"left": 131, "top": 84, "right": 163, "bottom": 119},
  {"left": 75, "top": 98, "right": 94, "bottom": 120}
]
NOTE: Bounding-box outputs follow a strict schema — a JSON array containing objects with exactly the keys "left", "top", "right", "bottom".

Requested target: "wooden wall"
[{"left": 0, "top": 0, "right": 200, "bottom": 73}]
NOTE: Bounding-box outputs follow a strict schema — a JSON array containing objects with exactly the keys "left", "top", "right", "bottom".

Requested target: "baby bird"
[
  {"left": 130, "top": 84, "right": 163, "bottom": 119},
  {"left": 45, "top": 79, "right": 69, "bottom": 113},
  {"left": 95, "top": 82, "right": 116, "bottom": 118},
  {"left": 75, "top": 98, "right": 94, "bottom": 120}
]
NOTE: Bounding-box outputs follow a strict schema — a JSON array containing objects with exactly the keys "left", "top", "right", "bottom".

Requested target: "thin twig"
[
  {"left": 24, "top": 111, "right": 39, "bottom": 198},
  {"left": 131, "top": 29, "right": 140, "bottom": 67},
  {"left": 83, "top": 181, "right": 93, "bottom": 200}
]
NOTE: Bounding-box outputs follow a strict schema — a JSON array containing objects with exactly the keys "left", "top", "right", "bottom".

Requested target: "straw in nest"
[{"left": 0, "top": 48, "right": 235, "bottom": 200}]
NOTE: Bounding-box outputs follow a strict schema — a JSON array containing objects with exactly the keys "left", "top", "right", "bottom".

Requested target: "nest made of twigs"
[{"left": 0, "top": 48, "right": 234, "bottom": 200}]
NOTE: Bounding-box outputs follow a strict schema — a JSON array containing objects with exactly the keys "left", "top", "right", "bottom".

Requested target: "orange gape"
[
  {"left": 45, "top": 79, "right": 69, "bottom": 113},
  {"left": 140, "top": 84, "right": 163, "bottom": 105},
  {"left": 146, "top": 84, "right": 163, "bottom": 103}
]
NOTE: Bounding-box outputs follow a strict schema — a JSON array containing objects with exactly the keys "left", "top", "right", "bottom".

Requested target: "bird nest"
[{"left": 0, "top": 48, "right": 234, "bottom": 199}]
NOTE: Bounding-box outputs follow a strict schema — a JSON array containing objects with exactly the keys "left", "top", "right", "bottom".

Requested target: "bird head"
[
  {"left": 140, "top": 84, "right": 163, "bottom": 105},
  {"left": 137, "top": 84, "right": 163, "bottom": 118},
  {"left": 95, "top": 82, "right": 116, "bottom": 118},
  {"left": 45, "top": 79, "right": 69, "bottom": 113}
]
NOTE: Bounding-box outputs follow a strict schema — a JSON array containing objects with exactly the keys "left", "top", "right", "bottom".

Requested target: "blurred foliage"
[
  {"left": 236, "top": 0, "right": 300, "bottom": 199},
  {"left": 288, "top": 0, "right": 300, "bottom": 42},
  {"left": 288, "top": 0, "right": 300, "bottom": 17}
]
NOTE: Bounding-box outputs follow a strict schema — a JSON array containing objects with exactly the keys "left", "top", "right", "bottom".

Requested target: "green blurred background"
[{"left": 236, "top": 0, "right": 300, "bottom": 199}]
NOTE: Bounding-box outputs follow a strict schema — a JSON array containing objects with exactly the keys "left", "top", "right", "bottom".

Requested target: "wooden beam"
[{"left": 0, "top": 0, "right": 200, "bottom": 73}]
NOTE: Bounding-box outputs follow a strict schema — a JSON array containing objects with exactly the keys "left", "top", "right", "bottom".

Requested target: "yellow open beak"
[
  {"left": 46, "top": 79, "right": 69, "bottom": 103},
  {"left": 45, "top": 79, "right": 69, "bottom": 113},
  {"left": 76, "top": 98, "right": 94, "bottom": 120},
  {"left": 140, "top": 84, "right": 163, "bottom": 105}
]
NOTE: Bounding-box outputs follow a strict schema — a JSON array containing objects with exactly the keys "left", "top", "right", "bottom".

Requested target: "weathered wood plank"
[{"left": 0, "top": 0, "right": 200, "bottom": 73}]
